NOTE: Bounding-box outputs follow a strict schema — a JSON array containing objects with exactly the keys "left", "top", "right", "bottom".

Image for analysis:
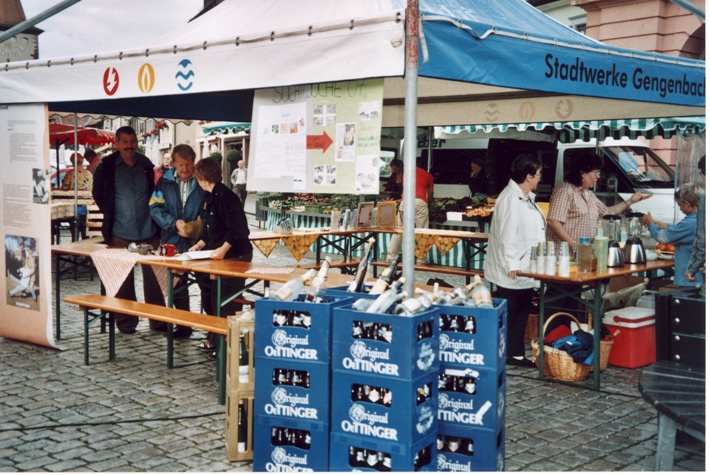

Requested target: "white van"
[{"left": 394, "top": 135, "right": 679, "bottom": 224}]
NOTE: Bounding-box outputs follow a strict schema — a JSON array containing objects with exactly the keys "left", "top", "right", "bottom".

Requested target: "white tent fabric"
[{"left": 0, "top": 0, "right": 703, "bottom": 124}]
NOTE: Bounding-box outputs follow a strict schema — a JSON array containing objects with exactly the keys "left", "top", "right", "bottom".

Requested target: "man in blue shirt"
[
  {"left": 93, "top": 126, "right": 160, "bottom": 334},
  {"left": 644, "top": 182, "right": 704, "bottom": 288}
]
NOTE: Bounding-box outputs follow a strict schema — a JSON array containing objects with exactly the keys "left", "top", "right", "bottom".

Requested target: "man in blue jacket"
[{"left": 150, "top": 144, "right": 205, "bottom": 338}]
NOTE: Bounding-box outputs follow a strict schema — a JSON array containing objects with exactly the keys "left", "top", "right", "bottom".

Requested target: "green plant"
[
  {"left": 226, "top": 149, "right": 242, "bottom": 162},
  {"left": 210, "top": 151, "right": 223, "bottom": 162}
]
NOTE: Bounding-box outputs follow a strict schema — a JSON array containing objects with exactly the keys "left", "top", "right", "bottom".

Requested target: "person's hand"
[
  {"left": 508, "top": 270, "right": 518, "bottom": 279},
  {"left": 685, "top": 272, "right": 697, "bottom": 282},
  {"left": 210, "top": 246, "right": 227, "bottom": 260},
  {"left": 630, "top": 191, "right": 652, "bottom": 204},
  {"left": 175, "top": 219, "right": 187, "bottom": 238},
  {"left": 188, "top": 240, "right": 204, "bottom": 253},
  {"left": 642, "top": 212, "right": 653, "bottom": 226}
]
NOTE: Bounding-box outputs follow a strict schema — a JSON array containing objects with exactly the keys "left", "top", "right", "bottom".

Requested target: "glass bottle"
[
  {"left": 347, "top": 238, "right": 375, "bottom": 293},
  {"left": 368, "top": 255, "right": 401, "bottom": 295},
  {"left": 366, "top": 277, "right": 407, "bottom": 314},
  {"left": 238, "top": 328, "right": 249, "bottom": 383},
  {"left": 237, "top": 399, "right": 248, "bottom": 453},
  {"left": 270, "top": 269, "right": 316, "bottom": 301},
  {"left": 305, "top": 257, "right": 331, "bottom": 302},
  {"left": 470, "top": 275, "right": 493, "bottom": 308}
]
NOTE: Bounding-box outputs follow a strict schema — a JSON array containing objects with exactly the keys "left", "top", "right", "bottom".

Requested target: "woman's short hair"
[
  {"left": 389, "top": 158, "right": 403, "bottom": 170},
  {"left": 675, "top": 182, "right": 703, "bottom": 208},
  {"left": 471, "top": 158, "right": 485, "bottom": 168},
  {"left": 564, "top": 153, "right": 604, "bottom": 187},
  {"left": 510, "top": 154, "right": 542, "bottom": 183},
  {"left": 194, "top": 157, "right": 222, "bottom": 184}
]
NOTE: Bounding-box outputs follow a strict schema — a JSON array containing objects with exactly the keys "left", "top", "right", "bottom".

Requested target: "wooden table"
[{"left": 519, "top": 259, "right": 674, "bottom": 390}]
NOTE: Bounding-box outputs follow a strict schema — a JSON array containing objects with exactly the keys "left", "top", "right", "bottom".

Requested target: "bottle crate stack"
[
  {"left": 329, "top": 304, "right": 440, "bottom": 471},
  {"left": 253, "top": 295, "right": 352, "bottom": 472},
  {"left": 436, "top": 298, "right": 508, "bottom": 471},
  {"left": 225, "top": 315, "right": 255, "bottom": 461}
]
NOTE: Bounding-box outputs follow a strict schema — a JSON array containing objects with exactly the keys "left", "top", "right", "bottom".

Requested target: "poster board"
[
  {"left": 249, "top": 79, "right": 385, "bottom": 194},
  {"left": 356, "top": 202, "right": 375, "bottom": 228},
  {"left": 0, "top": 103, "right": 56, "bottom": 348},
  {"left": 376, "top": 201, "right": 397, "bottom": 228}
]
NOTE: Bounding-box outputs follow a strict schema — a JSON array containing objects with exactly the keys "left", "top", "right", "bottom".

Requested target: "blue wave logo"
[{"left": 176, "top": 59, "right": 194, "bottom": 91}]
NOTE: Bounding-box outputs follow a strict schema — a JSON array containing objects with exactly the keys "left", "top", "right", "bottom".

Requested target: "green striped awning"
[
  {"left": 201, "top": 122, "right": 251, "bottom": 135},
  {"left": 438, "top": 117, "right": 705, "bottom": 143}
]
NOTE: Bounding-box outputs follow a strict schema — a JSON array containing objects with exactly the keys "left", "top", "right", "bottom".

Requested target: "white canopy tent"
[{"left": 0, "top": 0, "right": 704, "bottom": 296}]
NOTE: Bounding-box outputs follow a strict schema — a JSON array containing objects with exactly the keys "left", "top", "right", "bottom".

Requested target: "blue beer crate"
[
  {"left": 329, "top": 431, "right": 437, "bottom": 472},
  {"left": 255, "top": 294, "right": 352, "bottom": 363},
  {"left": 255, "top": 357, "right": 330, "bottom": 424},
  {"left": 437, "top": 365, "right": 506, "bottom": 432},
  {"left": 253, "top": 415, "right": 329, "bottom": 472},
  {"left": 437, "top": 299, "right": 507, "bottom": 372},
  {"left": 332, "top": 306, "right": 439, "bottom": 380},
  {"left": 331, "top": 369, "right": 438, "bottom": 443},
  {"left": 436, "top": 423, "right": 505, "bottom": 472}
]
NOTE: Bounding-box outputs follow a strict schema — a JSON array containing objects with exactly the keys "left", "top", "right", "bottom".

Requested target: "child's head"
[{"left": 674, "top": 183, "right": 703, "bottom": 214}]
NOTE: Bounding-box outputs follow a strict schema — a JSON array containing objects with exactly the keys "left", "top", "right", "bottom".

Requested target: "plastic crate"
[
  {"left": 436, "top": 424, "right": 505, "bottom": 472},
  {"left": 437, "top": 366, "right": 506, "bottom": 432},
  {"left": 329, "top": 431, "right": 437, "bottom": 472},
  {"left": 438, "top": 299, "right": 507, "bottom": 372},
  {"left": 332, "top": 306, "right": 439, "bottom": 380},
  {"left": 255, "top": 295, "right": 352, "bottom": 363},
  {"left": 331, "top": 369, "right": 438, "bottom": 443},
  {"left": 253, "top": 415, "right": 329, "bottom": 472},
  {"left": 254, "top": 357, "right": 330, "bottom": 424},
  {"left": 225, "top": 391, "right": 254, "bottom": 462}
]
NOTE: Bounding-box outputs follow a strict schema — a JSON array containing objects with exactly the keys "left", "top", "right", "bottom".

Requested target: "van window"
[{"left": 603, "top": 145, "right": 673, "bottom": 186}]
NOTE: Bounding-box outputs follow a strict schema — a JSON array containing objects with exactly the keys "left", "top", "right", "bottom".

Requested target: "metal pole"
[
  {"left": 0, "top": 0, "right": 82, "bottom": 44},
  {"left": 402, "top": 0, "right": 419, "bottom": 298}
]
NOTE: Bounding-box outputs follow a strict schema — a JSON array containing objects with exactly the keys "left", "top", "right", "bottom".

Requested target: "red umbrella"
[{"left": 49, "top": 123, "right": 115, "bottom": 146}]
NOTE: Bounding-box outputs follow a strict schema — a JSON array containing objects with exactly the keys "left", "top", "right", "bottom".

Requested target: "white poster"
[
  {"left": 0, "top": 103, "right": 56, "bottom": 348},
  {"left": 249, "top": 79, "right": 384, "bottom": 194}
]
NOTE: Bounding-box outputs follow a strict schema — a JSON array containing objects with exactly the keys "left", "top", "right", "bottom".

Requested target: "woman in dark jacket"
[{"left": 189, "top": 157, "right": 253, "bottom": 350}]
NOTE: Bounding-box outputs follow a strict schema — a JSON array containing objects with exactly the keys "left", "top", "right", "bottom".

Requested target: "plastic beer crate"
[{"left": 253, "top": 414, "right": 329, "bottom": 472}]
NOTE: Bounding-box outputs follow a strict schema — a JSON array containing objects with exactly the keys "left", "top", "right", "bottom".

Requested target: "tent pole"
[{"left": 401, "top": 0, "right": 419, "bottom": 298}]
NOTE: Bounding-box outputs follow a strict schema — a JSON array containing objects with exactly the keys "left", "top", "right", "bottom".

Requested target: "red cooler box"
[{"left": 603, "top": 306, "right": 656, "bottom": 368}]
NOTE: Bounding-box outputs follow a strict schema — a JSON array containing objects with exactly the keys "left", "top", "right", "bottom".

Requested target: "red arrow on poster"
[{"left": 306, "top": 131, "right": 333, "bottom": 153}]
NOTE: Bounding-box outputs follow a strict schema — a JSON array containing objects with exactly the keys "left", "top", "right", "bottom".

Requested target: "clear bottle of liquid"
[
  {"left": 305, "top": 257, "right": 331, "bottom": 302},
  {"left": 470, "top": 275, "right": 493, "bottom": 308},
  {"left": 393, "top": 290, "right": 435, "bottom": 316},
  {"left": 368, "top": 254, "right": 401, "bottom": 295},
  {"left": 270, "top": 269, "right": 316, "bottom": 301},
  {"left": 237, "top": 399, "right": 248, "bottom": 453},
  {"left": 238, "top": 328, "right": 249, "bottom": 383},
  {"left": 347, "top": 238, "right": 375, "bottom": 293},
  {"left": 366, "top": 277, "right": 407, "bottom": 314},
  {"left": 577, "top": 236, "right": 593, "bottom": 273},
  {"left": 439, "top": 283, "right": 476, "bottom": 306}
]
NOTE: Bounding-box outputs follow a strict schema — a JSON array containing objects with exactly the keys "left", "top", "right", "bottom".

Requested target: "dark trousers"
[
  {"left": 235, "top": 184, "right": 247, "bottom": 204},
  {"left": 493, "top": 286, "right": 536, "bottom": 358},
  {"left": 108, "top": 234, "right": 162, "bottom": 332},
  {"left": 146, "top": 272, "right": 192, "bottom": 335}
]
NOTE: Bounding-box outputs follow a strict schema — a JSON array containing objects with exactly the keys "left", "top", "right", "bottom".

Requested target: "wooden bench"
[
  {"left": 63, "top": 294, "right": 230, "bottom": 402},
  {"left": 371, "top": 260, "right": 484, "bottom": 282},
  {"left": 638, "top": 290, "right": 705, "bottom": 470}
]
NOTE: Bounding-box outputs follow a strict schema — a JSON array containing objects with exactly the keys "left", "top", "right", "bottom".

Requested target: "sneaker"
[{"left": 506, "top": 357, "right": 536, "bottom": 368}]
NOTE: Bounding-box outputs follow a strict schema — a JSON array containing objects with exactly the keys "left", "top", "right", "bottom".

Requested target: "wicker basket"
[
  {"left": 524, "top": 313, "right": 540, "bottom": 341},
  {"left": 531, "top": 312, "right": 592, "bottom": 382},
  {"left": 599, "top": 339, "right": 613, "bottom": 372}
]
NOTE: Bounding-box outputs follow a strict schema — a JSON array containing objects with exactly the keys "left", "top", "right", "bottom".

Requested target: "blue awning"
[{"left": 437, "top": 116, "right": 706, "bottom": 143}]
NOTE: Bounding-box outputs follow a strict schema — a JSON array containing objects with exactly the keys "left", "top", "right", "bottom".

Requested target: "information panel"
[
  {"left": 0, "top": 103, "right": 56, "bottom": 348},
  {"left": 248, "top": 79, "right": 384, "bottom": 194}
]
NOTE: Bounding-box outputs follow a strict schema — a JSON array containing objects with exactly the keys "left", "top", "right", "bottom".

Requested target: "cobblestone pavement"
[{"left": 0, "top": 195, "right": 704, "bottom": 472}]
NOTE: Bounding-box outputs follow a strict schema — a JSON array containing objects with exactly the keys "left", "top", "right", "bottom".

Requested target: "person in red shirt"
[{"left": 386, "top": 158, "right": 434, "bottom": 264}]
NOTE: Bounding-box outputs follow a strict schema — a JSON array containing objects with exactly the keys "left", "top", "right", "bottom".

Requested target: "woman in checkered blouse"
[{"left": 545, "top": 153, "right": 651, "bottom": 252}]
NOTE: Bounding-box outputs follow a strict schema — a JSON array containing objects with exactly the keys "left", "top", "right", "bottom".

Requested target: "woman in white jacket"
[{"left": 484, "top": 154, "right": 546, "bottom": 367}]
